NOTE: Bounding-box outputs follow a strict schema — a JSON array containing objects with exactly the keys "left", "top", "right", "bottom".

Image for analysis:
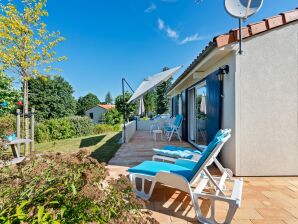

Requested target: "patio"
[{"left": 108, "top": 131, "right": 298, "bottom": 224}]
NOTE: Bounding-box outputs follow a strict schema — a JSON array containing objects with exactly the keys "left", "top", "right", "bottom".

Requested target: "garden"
[{"left": 0, "top": 0, "right": 159, "bottom": 223}]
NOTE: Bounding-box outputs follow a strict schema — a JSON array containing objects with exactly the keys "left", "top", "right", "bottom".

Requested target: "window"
[{"left": 89, "top": 113, "right": 94, "bottom": 119}]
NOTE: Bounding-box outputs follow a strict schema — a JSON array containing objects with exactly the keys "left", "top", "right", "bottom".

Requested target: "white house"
[
  {"left": 85, "top": 104, "right": 115, "bottom": 124},
  {"left": 168, "top": 8, "right": 298, "bottom": 176}
]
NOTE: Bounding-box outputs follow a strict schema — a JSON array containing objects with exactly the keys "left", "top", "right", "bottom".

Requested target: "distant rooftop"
[{"left": 98, "top": 104, "right": 115, "bottom": 110}]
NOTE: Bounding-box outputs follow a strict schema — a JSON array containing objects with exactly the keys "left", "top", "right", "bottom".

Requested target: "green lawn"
[{"left": 35, "top": 132, "right": 122, "bottom": 163}]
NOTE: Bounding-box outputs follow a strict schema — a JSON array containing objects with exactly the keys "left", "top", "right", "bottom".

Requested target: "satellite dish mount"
[{"left": 224, "top": 0, "right": 263, "bottom": 54}]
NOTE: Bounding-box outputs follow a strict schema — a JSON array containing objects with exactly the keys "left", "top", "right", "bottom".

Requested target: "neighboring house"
[
  {"left": 85, "top": 104, "right": 115, "bottom": 124},
  {"left": 168, "top": 8, "right": 298, "bottom": 176}
]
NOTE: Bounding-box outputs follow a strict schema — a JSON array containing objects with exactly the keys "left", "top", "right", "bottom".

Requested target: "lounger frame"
[{"left": 129, "top": 134, "right": 243, "bottom": 224}]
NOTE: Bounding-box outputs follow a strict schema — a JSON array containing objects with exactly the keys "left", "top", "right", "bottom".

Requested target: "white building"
[
  {"left": 85, "top": 104, "right": 115, "bottom": 124},
  {"left": 168, "top": 8, "right": 298, "bottom": 176}
]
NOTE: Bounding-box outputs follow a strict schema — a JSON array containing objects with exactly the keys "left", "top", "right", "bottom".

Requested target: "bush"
[
  {"left": 35, "top": 122, "right": 51, "bottom": 143},
  {"left": 0, "top": 150, "right": 156, "bottom": 223},
  {"left": 94, "top": 124, "right": 121, "bottom": 134},
  {"left": 35, "top": 116, "right": 95, "bottom": 143},
  {"left": 67, "top": 116, "right": 94, "bottom": 137},
  {"left": 104, "top": 108, "right": 123, "bottom": 125},
  {"left": 45, "top": 118, "right": 75, "bottom": 141}
]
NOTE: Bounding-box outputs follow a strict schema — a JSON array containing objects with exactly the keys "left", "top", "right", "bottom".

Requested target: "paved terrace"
[{"left": 108, "top": 131, "right": 298, "bottom": 224}]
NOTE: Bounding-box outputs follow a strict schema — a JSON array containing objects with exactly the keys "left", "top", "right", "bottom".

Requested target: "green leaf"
[
  {"left": 71, "top": 183, "right": 77, "bottom": 195},
  {"left": 37, "top": 206, "right": 44, "bottom": 223}
]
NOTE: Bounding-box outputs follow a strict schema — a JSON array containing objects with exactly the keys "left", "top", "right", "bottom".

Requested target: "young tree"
[
  {"left": 0, "top": 0, "right": 66, "bottom": 154},
  {"left": 77, "top": 93, "right": 100, "bottom": 115},
  {"left": 0, "top": 73, "right": 20, "bottom": 116},
  {"left": 115, "top": 92, "right": 137, "bottom": 121},
  {"left": 156, "top": 67, "right": 172, "bottom": 114},
  {"left": 143, "top": 91, "right": 156, "bottom": 116},
  {"left": 28, "top": 76, "right": 76, "bottom": 120},
  {"left": 104, "top": 108, "right": 123, "bottom": 125},
  {"left": 105, "top": 92, "right": 113, "bottom": 104}
]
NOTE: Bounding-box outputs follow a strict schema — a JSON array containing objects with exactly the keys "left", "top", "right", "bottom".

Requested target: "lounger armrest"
[{"left": 175, "top": 159, "right": 197, "bottom": 169}]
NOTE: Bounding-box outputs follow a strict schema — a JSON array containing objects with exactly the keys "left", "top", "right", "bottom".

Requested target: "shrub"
[
  {"left": 35, "top": 118, "right": 75, "bottom": 143},
  {"left": 67, "top": 116, "right": 94, "bottom": 137},
  {"left": 35, "top": 116, "right": 95, "bottom": 143},
  {"left": 45, "top": 118, "right": 75, "bottom": 140},
  {"left": 104, "top": 108, "right": 123, "bottom": 125},
  {"left": 35, "top": 122, "right": 51, "bottom": 143},
  {"left": 94, "top": 124, "right": 121, "bottom": 134},
  {"left": 0, "top": 150, "right": 156, "bottom": 223}
]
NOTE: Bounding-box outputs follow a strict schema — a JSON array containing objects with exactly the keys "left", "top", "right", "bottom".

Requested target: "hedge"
[
  {"left": 94, "top": 124, "right": 121, "bottom": 134},
  {"left": 35, "top": 116, "right": 94, "bottom": 143}
]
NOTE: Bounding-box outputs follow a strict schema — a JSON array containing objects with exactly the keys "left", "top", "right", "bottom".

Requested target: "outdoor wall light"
[{"left": 218, "top": 65, "right": 229, "bottom": 81}]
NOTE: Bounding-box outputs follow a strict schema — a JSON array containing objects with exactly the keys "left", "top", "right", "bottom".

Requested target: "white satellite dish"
[
  {"left": 225, "top": 0, "right": 263, "bottom": 19},
  {"left": 224, "top": 0, "right": 263, "bottom": 54}
]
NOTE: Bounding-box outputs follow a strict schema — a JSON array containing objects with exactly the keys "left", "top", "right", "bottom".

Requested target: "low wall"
[
  {"left": 122, "top": 120, "right": 136, "bottom": 143},
  {"left": 136, "top": 118, "right": 173, "bottom": 131}
]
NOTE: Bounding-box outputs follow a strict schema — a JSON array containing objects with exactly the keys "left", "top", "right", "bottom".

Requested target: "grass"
[{"left": 35, "top": 132, "right": 122, "bottom": 163}]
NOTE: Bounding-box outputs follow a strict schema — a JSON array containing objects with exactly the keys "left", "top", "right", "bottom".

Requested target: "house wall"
[
  {"left": 85, "top": 106, "right": 107, "bottom": 124},
  {"left": 168, "top": 51, "right": 238, "bottom": 174},
  {"left": 236, "top": 21, "right": 298, "bottom": 175}
]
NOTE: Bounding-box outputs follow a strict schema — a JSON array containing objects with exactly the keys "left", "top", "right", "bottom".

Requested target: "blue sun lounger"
[
  {"left": 152, "top": 129, "right": 233, "bottom": 178},
  {"left": 128, "top": 131, "right": 243, "bottom": 224}
]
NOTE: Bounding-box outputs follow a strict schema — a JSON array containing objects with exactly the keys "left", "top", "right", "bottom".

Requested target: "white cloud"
[
  {"left": 166, "top": 27, "right": 178, "bottom": 39},
  {"left": 180, "top": 33, "right": 214, "bottom": 45},
  {"left": 158, "top": 18, "right": 165, "bottom": 30},
  {"left": 157, "top": 18, "right": 213, "bottom": 44},
  {"left": 180, "top": 33, "right": 201, "bottom": 44},
  {"left": 157, "top": 18, "right": 179, "bottom": 39},
  {"left": 144, "top": 3, "right": 157, "bottom": 13}
]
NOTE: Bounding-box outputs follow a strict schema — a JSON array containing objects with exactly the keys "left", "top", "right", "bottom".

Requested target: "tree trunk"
[{"left": 23, "top": 79, "right": 29, "bottom": 156}]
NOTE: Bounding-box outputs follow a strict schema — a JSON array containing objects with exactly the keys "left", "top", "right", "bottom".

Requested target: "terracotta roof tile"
[
  {"left": 98, "top": 104, "right": 115, "bottom": 110},
  {"left": 214, "top": 8, "right": 298, "bottom": 48},
  {"left": 169, "top": 8, "right": 298, "bottom": 92},
  {"left": 248, "top": 21, "right": 268, "bottom": 35}
]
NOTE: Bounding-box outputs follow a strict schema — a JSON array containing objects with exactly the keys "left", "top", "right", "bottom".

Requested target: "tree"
[
  {"left": 104, "top": 108, "right": 123, "bottom": 125},
  {"left": 0, "top": 73, "right": 20, "bottom": 116},
  {"left": 143, "top": 91, "right": 156, "bottom": 116},
  {"left": 115, "top": 92, "right": 137, "bottom": 121},
  {"left": 77, "top": 93, "right": 100, "bottom": 115},
  {"left": 28, "top": 76, "right": 76, "bottom": 121},
  {"left": 0, "top": 0, "right": 66, "bottom": 154},
  {"left": 156, "top": 67, "right": 172, "bottom": 114},
  {"left": 105, "top": 92, "right": 113, "bottom": 104}
]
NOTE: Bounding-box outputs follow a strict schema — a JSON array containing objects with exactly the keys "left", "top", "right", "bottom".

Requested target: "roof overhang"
[{"left": 168, "top": 44, "right": 237, "bottom": 96}]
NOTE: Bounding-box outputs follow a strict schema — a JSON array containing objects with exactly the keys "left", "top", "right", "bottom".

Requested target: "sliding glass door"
[{"left": 188, "top": 81, "right": 207, "bottom": 146}]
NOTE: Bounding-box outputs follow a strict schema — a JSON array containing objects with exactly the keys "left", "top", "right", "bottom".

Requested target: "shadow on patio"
[{"left": 107, "top": 131, "right": 298, "bottom": 224}]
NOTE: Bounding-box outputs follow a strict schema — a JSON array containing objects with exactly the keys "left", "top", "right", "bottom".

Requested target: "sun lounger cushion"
[
  {"left": 128, "top": 161, "right": 193, "bottom": 179},
  {"left": 163, "top": 145, "right": 202, "bottom": 154},
  {"left": 175, "top": 159, "right": 197, "bottom": 169},
  {"left": 153, "top": 148, "right": 194, "bottom": 159}
]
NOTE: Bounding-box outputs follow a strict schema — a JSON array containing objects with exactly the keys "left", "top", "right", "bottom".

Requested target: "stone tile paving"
[{"left": 108, "top": 131, "right": 298, "bottom": 224}]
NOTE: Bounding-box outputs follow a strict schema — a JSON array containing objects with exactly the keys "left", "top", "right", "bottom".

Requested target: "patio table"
[
  {"left": 153, "top": 129, "right": 163, "bottom": 141},
  {"left": 6, "top": 138, "right": 32, "bottom": 158}
]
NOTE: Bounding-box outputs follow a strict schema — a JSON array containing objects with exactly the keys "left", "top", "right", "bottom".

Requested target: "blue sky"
[{"left": 42, "top": 0, "right": 297, "bottom": 101}]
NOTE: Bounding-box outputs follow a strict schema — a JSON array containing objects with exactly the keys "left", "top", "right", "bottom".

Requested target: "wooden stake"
[
  {"left": 30, "top": 108, "right": 35, "bottom": 154},
  {"left": 16, "top": 109, "right": 21, "bottom": 151}
]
